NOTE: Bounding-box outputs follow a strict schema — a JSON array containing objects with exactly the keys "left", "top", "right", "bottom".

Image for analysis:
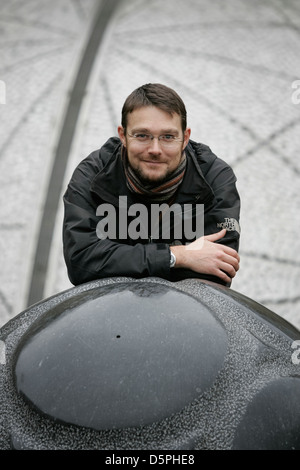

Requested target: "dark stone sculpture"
[{"left": 0, "top": 277, "right": 299, "bottom": 450}]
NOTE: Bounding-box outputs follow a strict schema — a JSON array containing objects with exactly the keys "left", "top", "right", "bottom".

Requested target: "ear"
[
  {"left": 182, "top": 127, "right": 191, "bottom": 150},
  {"left": 118, "top": 126, "right": 126, "bottom": 147}
]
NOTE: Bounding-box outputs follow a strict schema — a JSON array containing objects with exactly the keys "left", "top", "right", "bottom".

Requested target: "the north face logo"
[{"left": 217, "top": 218, "right": 240, "bottom": 234}]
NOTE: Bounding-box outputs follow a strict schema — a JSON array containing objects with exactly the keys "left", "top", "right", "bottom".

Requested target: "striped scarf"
[{"left": 122, "top": 146, "right": 186, "bottom": 203}]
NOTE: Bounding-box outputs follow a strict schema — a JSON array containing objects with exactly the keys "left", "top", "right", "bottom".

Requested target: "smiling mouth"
[{"left": 143, "top": 160, "right": 165, "bottom": 165}]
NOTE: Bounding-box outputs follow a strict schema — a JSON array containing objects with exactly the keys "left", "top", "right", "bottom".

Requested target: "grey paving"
[{"left": 1, "top": 0, "right": 300, "bottom": 330}]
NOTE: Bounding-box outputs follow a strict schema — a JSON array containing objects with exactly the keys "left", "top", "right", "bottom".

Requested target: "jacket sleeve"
[
  {"left": 62, "top": 162, "right": 170, "bottom": 286},
  {"left": 203, "top": 156, "right": 241, "bottom": 253}
]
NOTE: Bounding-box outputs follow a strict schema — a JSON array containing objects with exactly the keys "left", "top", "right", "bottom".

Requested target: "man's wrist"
[
  {"left": 169, "top": 245, "right": 187, "bottom": 269},
  {"left": 170, "top": 249, "right": 176, "bottom": 268}
]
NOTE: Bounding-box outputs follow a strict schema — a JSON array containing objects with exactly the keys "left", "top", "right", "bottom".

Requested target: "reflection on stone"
[{"left": 14, "top": 283, "right": 227, "bottom": 429}]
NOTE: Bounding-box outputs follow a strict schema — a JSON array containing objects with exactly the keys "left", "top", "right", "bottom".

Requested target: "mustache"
[{"left": 143, "top": 158, "right": 164, "bottom": 162}]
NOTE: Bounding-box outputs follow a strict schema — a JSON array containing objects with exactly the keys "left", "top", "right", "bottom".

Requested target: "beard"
[
  {"left": 127, "top": 150, "right": 185, "bottom": 187},
  {"left": 129, "top": 164, "right": 172, "bottom": 187}
]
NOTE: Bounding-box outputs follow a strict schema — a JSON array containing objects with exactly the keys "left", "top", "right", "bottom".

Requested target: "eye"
[
  {"left": 134, "top": 133, "right": 150, "bottom": 141},
  {"left": 160, "top": 134, "right": 176, "bottom": 141}
]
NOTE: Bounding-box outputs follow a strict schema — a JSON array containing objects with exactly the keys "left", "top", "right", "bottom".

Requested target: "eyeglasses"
[{"left": 127, "top": 132, "right": 184, "bottom": 148}]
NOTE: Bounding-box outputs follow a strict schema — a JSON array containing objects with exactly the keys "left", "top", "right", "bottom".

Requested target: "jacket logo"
[{"left": 217, "top": 217, "right": 240, "bottom": 234}]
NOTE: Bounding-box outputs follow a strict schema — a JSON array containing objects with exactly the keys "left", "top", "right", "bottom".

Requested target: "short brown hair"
[{"left": 121, "top": 83, "right": 187, "bottom": 133}]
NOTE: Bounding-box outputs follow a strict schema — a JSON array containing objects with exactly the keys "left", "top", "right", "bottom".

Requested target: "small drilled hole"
[{"left": 116, "top": 335, "right": 121, "bottom": 339}]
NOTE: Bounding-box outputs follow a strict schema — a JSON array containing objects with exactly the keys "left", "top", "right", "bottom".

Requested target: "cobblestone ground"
[{"left": 1, "top": 0, "right": 300, "bottom": 329}]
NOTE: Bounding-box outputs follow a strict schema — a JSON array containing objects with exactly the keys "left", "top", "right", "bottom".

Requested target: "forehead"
[{"left": 127, "top": 106, "right": 181, "bottom": 132}]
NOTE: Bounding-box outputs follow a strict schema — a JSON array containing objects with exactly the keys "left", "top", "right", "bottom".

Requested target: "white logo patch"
[{"left": 217, "top": 217, "right": 240, "bottom": 234}]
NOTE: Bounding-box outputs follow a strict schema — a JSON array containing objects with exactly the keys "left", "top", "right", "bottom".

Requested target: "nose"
[{"left": 148, "top": 136, "right": 162, "bottom": 154}]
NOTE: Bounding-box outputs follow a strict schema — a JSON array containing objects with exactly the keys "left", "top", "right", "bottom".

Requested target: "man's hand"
[{"left": 170, "top": 228, "right": 240, "bottom": 283}]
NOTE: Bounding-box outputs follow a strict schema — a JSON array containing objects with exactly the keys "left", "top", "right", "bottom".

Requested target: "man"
[{"left": 63, "top": 83, "right": 240, "bottom": 287}]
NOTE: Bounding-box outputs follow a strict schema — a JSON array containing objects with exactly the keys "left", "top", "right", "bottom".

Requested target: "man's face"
[{"left": 118, "top": 106, "right": 191, "bottom": 185}]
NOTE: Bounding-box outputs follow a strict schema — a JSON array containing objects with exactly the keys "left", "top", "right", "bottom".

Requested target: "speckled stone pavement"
[{"left": 0, "top": 0, "right": 300, "bottom": 329}]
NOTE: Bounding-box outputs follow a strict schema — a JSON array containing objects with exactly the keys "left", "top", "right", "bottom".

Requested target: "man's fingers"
[
  {"left": 217, "top": 269, "right": 233, "bottom": 283},
  {"left": 223, "top": 253, "right": 240, "bottom": 271},
  {"left": 220, "top": 262, "right": 237, "bottom": 279},
  {"left": 204, "top": 228, "right": 227, "bottom": 243},
  {"left": 204, "top": 229, "right": 240, "bottom": 261},
  {"left": 220, "top": 244, "right": 240, "bottom": 262}
]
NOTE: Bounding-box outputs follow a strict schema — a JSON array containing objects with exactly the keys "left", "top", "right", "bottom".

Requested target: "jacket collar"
[{"left": 174, "top": 144, "right": 214, "bottom": 204}]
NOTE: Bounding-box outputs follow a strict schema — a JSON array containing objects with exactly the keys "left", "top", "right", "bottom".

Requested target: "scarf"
[{"left": 122, "top": 146, "right": 186, "bottom": 204}]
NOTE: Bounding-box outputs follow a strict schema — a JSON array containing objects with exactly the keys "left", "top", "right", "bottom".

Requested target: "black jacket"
[{"left": 63, "top": 137, "right": 240, "bottom": 286}]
